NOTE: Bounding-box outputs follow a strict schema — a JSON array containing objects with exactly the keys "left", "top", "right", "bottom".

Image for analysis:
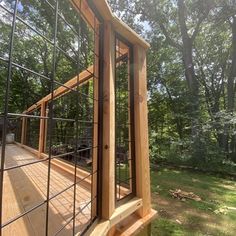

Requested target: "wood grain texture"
[
  {"left": 1, "top": 144, "right": 92, "bottom": 235},
  {"left": 92, "top": 0, "right": 150, "bottom": 49},
  {"left": 38, "top": 102, "right": 46, "bottom": 156},
  {"left": 24, "top": 66, "right": 94, "bottom": 114},
  {"left": 133, "top": 45, "right": 151, "bottom": 218},
  {"left": 114, "top": 209, "right": 157, "bottom": 236},
  {"left": 20, "top": 117, "right": 27, "bottom": 145},
  {"left": 91, "top": 23, "right": 100, "bottom": 218},
  {"left": 101, "top": 21, "right": 116, "bottom": 220},
  {"left": 88, "top": 198, "right": 143, "bottom": 236}
]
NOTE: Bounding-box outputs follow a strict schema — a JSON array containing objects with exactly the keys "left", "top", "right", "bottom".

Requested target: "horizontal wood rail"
[
  {"left": 24, "top": 65, "right": 94, "bottom": 113},
  {"left": 92, "top": 1, "right": 150, "bottom": 49},
  {"left": 24, "top": 52, "right": 128, "bottom": 115}
]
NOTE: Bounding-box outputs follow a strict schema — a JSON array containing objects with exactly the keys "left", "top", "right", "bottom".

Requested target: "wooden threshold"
[
  {"left": 86, "top": 198, "right": 143, "bottom": 236},
  {"left": 114, "top": 209, "right": 157, "bottom": 236}
]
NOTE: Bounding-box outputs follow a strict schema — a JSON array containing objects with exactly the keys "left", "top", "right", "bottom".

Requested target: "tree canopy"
[{"left": 109, "top": 0, "right": 236, "bottom": 171}]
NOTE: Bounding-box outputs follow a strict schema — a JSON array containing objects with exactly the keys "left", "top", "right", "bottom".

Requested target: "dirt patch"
[{"left": 152, "top": 193, "right": 230, "bottom": 234}]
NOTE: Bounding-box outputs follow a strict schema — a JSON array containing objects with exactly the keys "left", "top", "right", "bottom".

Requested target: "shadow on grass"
[{"left": 151, "top": 167, "right": 236, "bottom": 236}]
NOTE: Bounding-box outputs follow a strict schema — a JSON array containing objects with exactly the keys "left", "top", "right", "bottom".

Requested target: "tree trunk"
[
  {"left": 177, "top": 0, "right": 199, "bottom": 120},
  {"left": 228, "top": 16, "right": 236, "bottom": 162},
  {"left": 177, "top": 0, "right": 202, "bottom": 162}
]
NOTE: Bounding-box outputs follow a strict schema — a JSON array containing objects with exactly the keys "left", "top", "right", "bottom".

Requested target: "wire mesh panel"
[
  {"left": 0, "top": 0, "right": 101, "bottom": 235},
  {"left": 25, "top": 109, "right": 40, "bottom": 150},
  {"left": 115, "top": 37, "right": 136, "bottom": 202}
]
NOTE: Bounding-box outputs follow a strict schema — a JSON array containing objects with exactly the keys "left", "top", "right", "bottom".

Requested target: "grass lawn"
[{"left": 151, "top": 167, "right": 236, "bottom": 236}]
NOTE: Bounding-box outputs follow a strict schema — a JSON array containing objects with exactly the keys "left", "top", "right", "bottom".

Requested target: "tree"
[{"left": 108, "top": 0, "right": 236, "bottom": 168}]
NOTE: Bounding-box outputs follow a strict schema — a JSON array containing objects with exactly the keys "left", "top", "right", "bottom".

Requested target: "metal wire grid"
[
  {"left": 0, "top": 0, "right": 100, "bottom": 235},
  {"left": 25, "top": 109, "right": 41, "bottom": 150},
  {"left": 115, "top": 37, "right": 136, "bottom": 203}
]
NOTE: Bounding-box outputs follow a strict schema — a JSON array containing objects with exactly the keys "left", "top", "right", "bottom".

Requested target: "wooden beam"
[
  {"left": 102, "top": 21, "right": 116, "bottom": 219},
  {"left": 133, "top": 45, "right": 151, "bottom": 218},
  {"left": 92, "top": 0, "right": 113, "bottom": 21},
  {"left": 71, "top": 0, "right": 97, "bottom": 30},
  {"left": 24, "top": 66, "right": 94, "bottom": 114},
  {"left": 73, "top": 0, "right": 150, "bottom": 50},
  {"left": 24, "top": 54, "right": 127, "bottom": 115},
  {"left": 92, "top": 1, "right": 150, "bottom": 49}
]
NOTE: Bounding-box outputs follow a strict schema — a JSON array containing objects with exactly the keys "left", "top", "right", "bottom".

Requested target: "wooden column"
[
  {"left": 127, "top": 51, "right": 133, "bottom": 192},
  {"left": 91, "top": 21, "right": 100, "bottom": 218},
  {"left": 133, "top": 45, "right": 151, "bottom": 217},
  {"left": 44, "top": 107, "right": 49, "bottom": 151},
  {"left": 21, "top": 117, "right": 27, "bottom": 144},
  {"left": 38, "top": 102, "right": 46, "bottom": 157},
  {"left": 102, "top": 21, "right": 116, "bottom": 219}
]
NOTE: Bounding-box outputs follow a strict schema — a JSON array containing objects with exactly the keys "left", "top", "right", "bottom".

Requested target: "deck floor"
[{"left": 1, "top": 144, "right": 92, "bottom": 236}]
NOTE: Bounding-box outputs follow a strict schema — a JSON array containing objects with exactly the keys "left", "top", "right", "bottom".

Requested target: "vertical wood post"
[
  {"left": 127, "top": 51, "right": 133, "bottom": 192},
  {"left": 38, "top": 102, "right": 46, "bottom": 157},
  {"left": 133, "top": 45, "right": 151, "bottom": 217},
  {"left": 21, "top": 117, "right": 27, "bottom": 144},
  {"left": 102, "top": 21, "right": 116, "bottom": 219},
  {"left": 44, "top": 107, "right": 49, "bottom": 152},
  {"left": 91, "top": 21, "right": 99, "bottom": 218}
]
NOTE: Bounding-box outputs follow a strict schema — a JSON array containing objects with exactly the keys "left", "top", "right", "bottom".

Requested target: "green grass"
[{"left": 151, "top": 167, "right": 236, "bottom": 236}]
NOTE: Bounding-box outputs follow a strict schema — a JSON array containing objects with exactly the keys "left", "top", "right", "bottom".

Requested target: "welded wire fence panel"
[
  {"left": 115, "top": 37, "right": 136, "bottom": 202},
  {"left": 25, "top": 109, "right": 41, "bottom": 150},
  {"left": 0, "top": 0, "right": 101, "bottom": 235}
]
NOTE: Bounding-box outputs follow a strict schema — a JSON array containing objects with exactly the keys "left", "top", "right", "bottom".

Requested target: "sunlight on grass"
[
  {"left": 151, "top": 168, "right": 236, "bottom": 236},
  {"left": 152, "top": 218, "right": 185, "bottom": 236}
]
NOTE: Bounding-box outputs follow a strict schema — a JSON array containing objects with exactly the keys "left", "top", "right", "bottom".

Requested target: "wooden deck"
[{"left": 1, "top": 144, "right": 92, "bottom": 236}]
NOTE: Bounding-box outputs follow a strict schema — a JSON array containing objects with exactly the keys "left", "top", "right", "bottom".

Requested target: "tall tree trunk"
[
  {"left": 177, "top": 0, "right": 203, "bottom": 162},
  {"left": 228, "top": 16, "right": 236, "bottom": 162},
  {"left": 227, "top": 17, "right": 236, "bottom": 112},
  {"left": 177, "top": 0, "right": 199, "bottom": 122}
]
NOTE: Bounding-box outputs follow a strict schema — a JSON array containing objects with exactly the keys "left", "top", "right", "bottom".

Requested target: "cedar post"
[
  {"left": 133, "top": 45, "right": 151, "bottom": 218},
  {"left": 21, "top": 117, "right": 27, "bottom": 144},
  {"left": 91, "top": 21, "right": 100, "bottom": 218},
  {"left": 38, "top": 102, "right": 46, "bottom": 157},
  {"left": 102, "top": 21, "right": 116, "bottom": 219}
]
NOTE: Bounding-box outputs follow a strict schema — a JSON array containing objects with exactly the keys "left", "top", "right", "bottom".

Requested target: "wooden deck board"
[{"left": 1, "top": 144, "right": 92, "bottom": 236}]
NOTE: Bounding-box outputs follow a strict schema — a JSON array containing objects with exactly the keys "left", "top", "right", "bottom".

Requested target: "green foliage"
[
  {"left": 108, "top": 0, "right": 236, "bottom": 170},
  {"left": 0, "top": 0, "right": 95, "bottom": 149},
  {"left": 1, "top": 0, "right": 236, "bottom": 171}
]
